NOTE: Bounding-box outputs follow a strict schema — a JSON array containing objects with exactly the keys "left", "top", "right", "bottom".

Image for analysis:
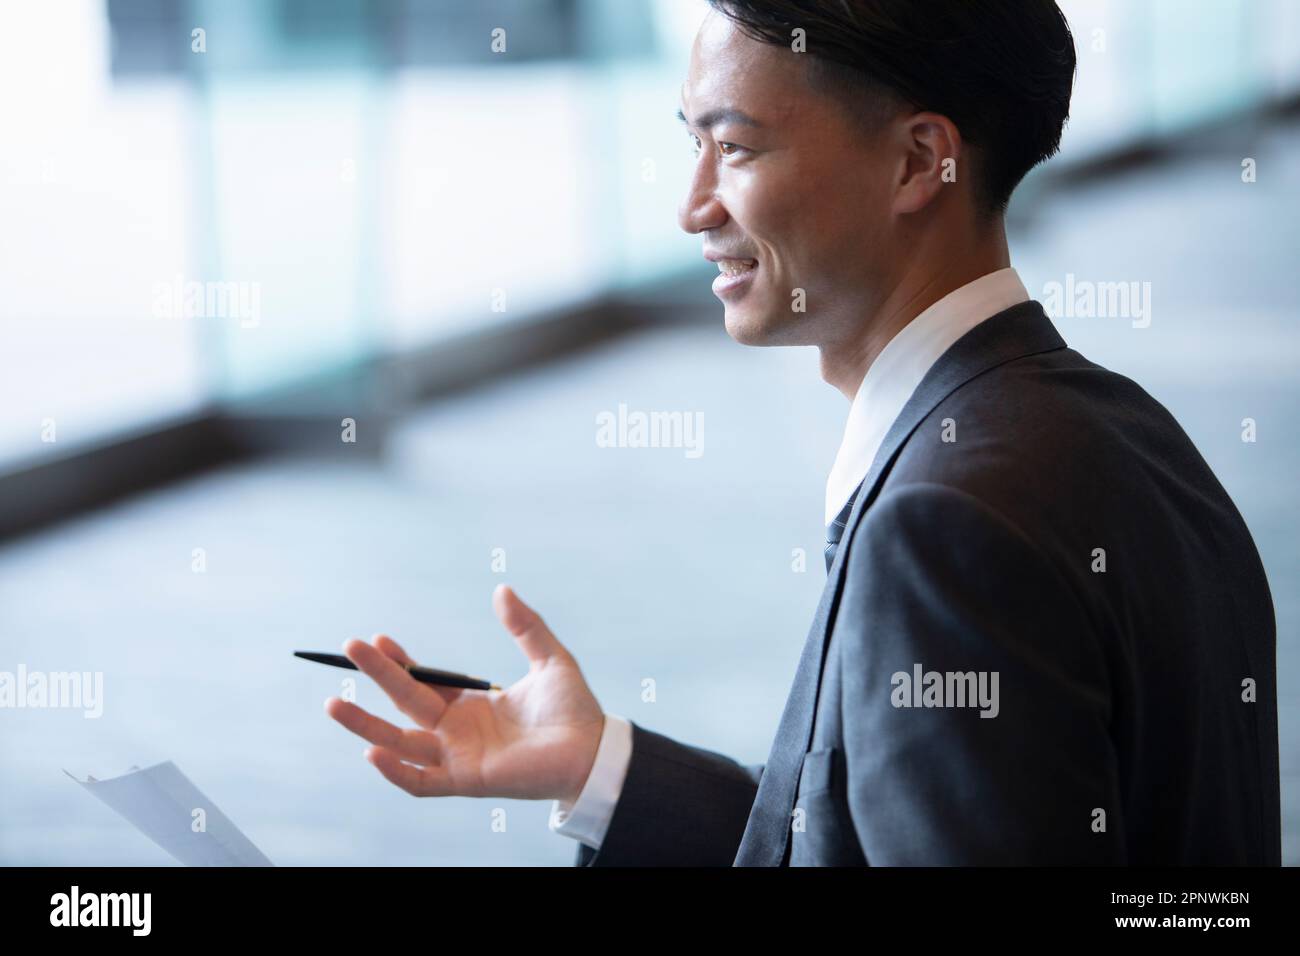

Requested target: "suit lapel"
[{"left": 733, "top": 300, "right": 1066, "bottom": 866}]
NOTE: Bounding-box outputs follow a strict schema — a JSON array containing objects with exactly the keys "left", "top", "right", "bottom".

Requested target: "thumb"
[{"left": 493, "top": 584, "right": 563, "bottom": 665}]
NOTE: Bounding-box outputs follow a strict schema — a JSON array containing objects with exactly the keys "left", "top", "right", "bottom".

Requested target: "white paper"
[{"left": 66, "top": 761, "right": 274, "bottom": 866}]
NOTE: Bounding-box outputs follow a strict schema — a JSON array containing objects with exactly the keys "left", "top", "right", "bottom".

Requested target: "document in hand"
[{"left": 66, "top": 761, "right": 273, "bottom": 866}]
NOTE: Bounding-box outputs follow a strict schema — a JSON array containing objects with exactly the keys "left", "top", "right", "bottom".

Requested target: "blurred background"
[{"left": 0, "top": 0, "right": 1296, "bottom": 865}]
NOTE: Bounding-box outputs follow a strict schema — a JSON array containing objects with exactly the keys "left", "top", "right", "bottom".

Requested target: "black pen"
[{"left": 294, "top": 651, "right": 501, "bottom": 691}]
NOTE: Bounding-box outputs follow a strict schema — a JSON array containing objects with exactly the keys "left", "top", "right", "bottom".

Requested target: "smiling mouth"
[
  {"left": 711, "top": 257, "right": 758, "bottom": 301},
  {"left": 716, "top": 258, "right": 757, "bottom": 276}
]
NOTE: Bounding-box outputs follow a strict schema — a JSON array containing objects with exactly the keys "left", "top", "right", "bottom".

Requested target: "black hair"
[{"left": 706, "top": 0, "right": 1077, "bottom": 215}]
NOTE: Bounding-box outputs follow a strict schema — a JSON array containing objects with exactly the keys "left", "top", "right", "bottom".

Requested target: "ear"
[{"left": 892, "top": 111, "right": 963, "bottom": 216}]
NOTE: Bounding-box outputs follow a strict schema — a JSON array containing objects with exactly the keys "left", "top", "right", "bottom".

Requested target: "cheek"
[
  {"left": 722, "top": 166, "right": 802, "bottom": 250},
  {"left": 795, "top": 167, "right": 889, "bottom": 273},
  {"left": 735, "top": 193, "right": 814, "bottom": 284},
  {"left": 751, "top": 194, "right": 859, "bottom": 289},
  {"left": 724, "top": 157, "right": 884, "bottom": 290}
]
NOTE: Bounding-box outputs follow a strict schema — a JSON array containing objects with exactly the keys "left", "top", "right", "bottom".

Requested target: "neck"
[{"left": 819, "top": 221, "right": 1011, "bottom": 400}]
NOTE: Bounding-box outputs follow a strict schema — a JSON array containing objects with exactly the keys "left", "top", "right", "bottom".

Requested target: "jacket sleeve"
[
  {"left": 574, "top": 721, "right": 762, "bottom": 866},
  {"left": 835, "top": 482, "right": 1126, "bottom": 864}
]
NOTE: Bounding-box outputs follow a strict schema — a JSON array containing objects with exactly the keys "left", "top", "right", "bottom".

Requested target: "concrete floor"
[{"left": 2, "top": 118, "right": 1297, "bottom": 866}]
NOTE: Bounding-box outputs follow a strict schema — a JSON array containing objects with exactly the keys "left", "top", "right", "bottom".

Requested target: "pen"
[{"left": 294, "top": 651, "right": 501, "bottom": 691}]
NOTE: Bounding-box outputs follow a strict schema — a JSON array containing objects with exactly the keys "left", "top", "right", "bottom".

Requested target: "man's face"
[{"left": 677, "top": 11, "right": 898, "bottom": 347}]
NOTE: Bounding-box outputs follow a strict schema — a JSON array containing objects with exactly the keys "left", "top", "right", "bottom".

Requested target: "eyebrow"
[{"left": 675, "top": 106, "right": 763, "bottom": 131}]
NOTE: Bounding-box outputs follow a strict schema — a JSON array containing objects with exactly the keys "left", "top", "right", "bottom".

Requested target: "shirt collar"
[{"left": 824, "top": 267, "right": 1029, "bottom": 525}]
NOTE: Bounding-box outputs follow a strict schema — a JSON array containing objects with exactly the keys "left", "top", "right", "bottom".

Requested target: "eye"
[{"left": 687, "top": 134, "right": 744, "bottom": 160}]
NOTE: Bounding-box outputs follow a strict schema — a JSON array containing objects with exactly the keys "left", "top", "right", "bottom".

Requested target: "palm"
[{"left": 432, "top": 660, "right": 601, "bottom": 798}]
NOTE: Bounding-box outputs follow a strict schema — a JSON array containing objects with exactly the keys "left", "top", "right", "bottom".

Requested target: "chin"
[
  {"left": 723, "top": 310, "right": 767, "bottom": 345},
  {"left": 723, "top": 303, "right": 799, "bottom": 346}
]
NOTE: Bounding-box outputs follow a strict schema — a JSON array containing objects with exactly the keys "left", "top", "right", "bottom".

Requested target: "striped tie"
[{"left": 824, "top": 486, "right": 859, "bottom": 573}]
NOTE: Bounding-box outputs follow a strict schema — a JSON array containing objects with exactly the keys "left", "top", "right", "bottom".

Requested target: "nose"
[{"left": 677, "top": 157, "right": 727, "bottom": 235}]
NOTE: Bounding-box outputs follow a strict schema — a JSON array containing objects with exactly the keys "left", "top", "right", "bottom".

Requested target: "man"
[{"left": 325, "top": 0, "right": 1280, "bottom": 865}]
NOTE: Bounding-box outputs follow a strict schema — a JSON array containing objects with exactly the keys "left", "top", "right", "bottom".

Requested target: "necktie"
[{"left": 824, "top": 486, "right": 859, "bottom": 573}]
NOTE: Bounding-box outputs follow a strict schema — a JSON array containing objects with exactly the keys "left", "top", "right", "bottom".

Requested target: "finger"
[
  {"left": 371, "top": 634, "right": 415, "bottom": 667},
  {"left": 372, "top": 635, "right": 464, "bottom": 704},
  {"left": 343, "top": 638, "right": 448, "bottom": 728},
  {"left": 373, "top": 635, "right": 465, "bottom": 704},
  {"left": 367, "top": 745, "right": 458, "bottom": 797},
  {"left": 325, "top": 698, "right": 443, "bottom": 764},
  {"left": 492, "top": 584, "right": 562, "bottom": 665}
]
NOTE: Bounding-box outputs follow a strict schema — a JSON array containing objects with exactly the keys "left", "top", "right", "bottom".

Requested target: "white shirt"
[
  {"left": 549, "top": 267, "right": 1030, "bottom": 851},
  {"left": 824, "top": 267, "right": 1029, "bottom": 524},
  {"left": 548, "top": 714, "right": 633, "bottom": 848}
]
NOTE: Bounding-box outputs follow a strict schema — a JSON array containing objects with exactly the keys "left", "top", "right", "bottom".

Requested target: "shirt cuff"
[{"left": 548, "top": 714, "right": 633, "bottom": 850}]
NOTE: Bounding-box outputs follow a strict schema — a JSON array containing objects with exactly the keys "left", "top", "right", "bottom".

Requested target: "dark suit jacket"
[{"left": 576, "top": 300, "right": 1280, "bottom": 866}]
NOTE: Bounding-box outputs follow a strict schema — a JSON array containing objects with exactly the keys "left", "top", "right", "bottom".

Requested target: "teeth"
[{"left": 717, "top": 259, "right": 756, "bottom": 276}]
